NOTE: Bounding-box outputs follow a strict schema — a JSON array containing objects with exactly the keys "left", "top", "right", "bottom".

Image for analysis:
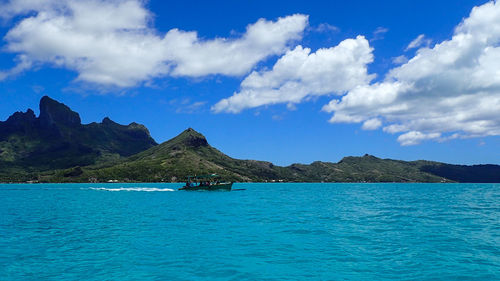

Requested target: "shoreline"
[{"left": 3, "top": 181, "right": 500, "bottom": 184}]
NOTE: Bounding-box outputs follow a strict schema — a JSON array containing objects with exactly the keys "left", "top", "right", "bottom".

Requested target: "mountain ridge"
[
  {"left": 0, "top": 96, "right": 157, "bottom": 173},
  {"left": 37, "top": 128, "right": 500, "bottom": 183},
  {"left": 1, "top": 97, "right": 499, "bottom": 183}
]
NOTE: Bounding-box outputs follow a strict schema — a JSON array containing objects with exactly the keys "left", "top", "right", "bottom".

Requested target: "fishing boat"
[{"left": 179, "top": 174, "right": 233, "bottom": 191}]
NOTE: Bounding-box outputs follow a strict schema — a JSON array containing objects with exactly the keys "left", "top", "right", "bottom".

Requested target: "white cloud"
[
  {"left": 212, "top": 36, "right": 374, "bottom": 113},
  {"left": 405, "top": 34, "right": 432, "bottom": 50},
  {"left": 175, "top": 101, "right": 207, "bottom": 114},
  {"left": 371, "top": 27, "right": 389, "bottom": 41},
  {"left": 0, "top": 54, "right": 32, "bottom": 80},
  {"left": 0, "top": 0, "right": 308, "bottom": 86},
  {"left": 397, "top": 131, "right": 441, "bottom": 146},
  {"left": 286, "top": 103, "right": 297, "bottom": 111},
  {"left": 323, "top": 1, "right": 500, "bottom": 145},
  {"left": 362, "top": 118, "right": 382, "bottom": 130},
  {"left": 312, "top": 23, "right": 340, "bottom": 33},
  {"left": 164, "top": 15, "right": 307, "bottom": 77},
  {"left": 392, "top": 55, "right": 408, "bottom": 64}
]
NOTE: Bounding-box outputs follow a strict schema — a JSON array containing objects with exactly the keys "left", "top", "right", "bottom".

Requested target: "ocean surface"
[{"left": 0, "top": 183, "right": 499, "bottom": 280}]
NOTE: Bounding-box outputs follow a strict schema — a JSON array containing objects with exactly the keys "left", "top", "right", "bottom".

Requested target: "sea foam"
[{"left": 89, "top": 187, "right": 175, "bottom": 192}]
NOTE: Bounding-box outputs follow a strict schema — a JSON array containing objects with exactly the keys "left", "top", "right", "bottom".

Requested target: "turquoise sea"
[{"left": 0, "top": 183, "right": 499, "bottom": 280}]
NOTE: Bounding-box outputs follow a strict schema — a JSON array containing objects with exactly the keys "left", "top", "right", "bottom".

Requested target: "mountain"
[
  {"left": 38, "top": 128, "right": 500, "bottom": 183},
  {"left": 284, "top": 155, "right": 446, "bottom": 183},
  {"left": 45, "top": 128, "right": 286, "bottom": 182},
  {"left": 0, "top": 96, "right": 157, "bottom": 175},
  {"left": 1, "top": 98, "right": 499, "bottom": 183},
  {"left": 415, "top": 161, "right": 500, "bottom": 183}
]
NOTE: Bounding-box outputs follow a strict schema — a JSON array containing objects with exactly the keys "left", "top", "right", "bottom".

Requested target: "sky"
[{"left": 0, "top": 0, "right": 499, "bottom": 166}]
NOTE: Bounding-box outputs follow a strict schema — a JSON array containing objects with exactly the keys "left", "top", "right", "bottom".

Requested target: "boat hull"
[{"left": 179, "top": 182, "right": 233, "bottom": 191}]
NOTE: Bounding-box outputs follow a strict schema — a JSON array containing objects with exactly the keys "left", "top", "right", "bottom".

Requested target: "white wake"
[{"left": 89, "top": 187, "right": 175, "bottom": 192}]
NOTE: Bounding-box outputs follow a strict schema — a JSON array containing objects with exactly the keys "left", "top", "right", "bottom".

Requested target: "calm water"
[{"left": 0, "top": 183, "right": 499, "bottom": 280}]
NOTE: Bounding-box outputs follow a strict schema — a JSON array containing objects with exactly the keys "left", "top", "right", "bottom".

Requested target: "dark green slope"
[
  {"left": 55, "top": 128, "right": 284, "bottom": 182},
  {"left": 44, "top": 128, "right": 472, "bottom": 183},
  {"left": 283, "top": 155, "right": 448, "bottom": 182},
  {"left": 0, "top": 96, "right": 157, "bottom": 176},
  {"left": 2, "top": 102, "right": 499, "bottom": 183},
  {"left": 414, "top": 161, "right": 500, "bottom": 183}
]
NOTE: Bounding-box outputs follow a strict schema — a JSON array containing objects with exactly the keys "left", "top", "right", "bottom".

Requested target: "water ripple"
[{"left": 0, "top": 183, "right": 499, "bottom": 280}]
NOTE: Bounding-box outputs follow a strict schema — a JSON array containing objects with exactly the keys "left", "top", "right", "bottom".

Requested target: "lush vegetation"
[
  {"left": 18, "top": 128, "right": 500, "bottom": 183},
  {"left": 0, "top": 96, "right": 156, "bottom": 180},
  {"left": 1, "top": 97, "right": 499, "bottom": 183}
]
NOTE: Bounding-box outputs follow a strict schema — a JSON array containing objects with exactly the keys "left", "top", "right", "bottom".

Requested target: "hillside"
[
  {"left": 0, "top": 96, "right": 157, "bottom": 177},
  {"left": 43, "top": 128, "right": 286, "bottom": 182},
  {"left": 1, "top": 100, "right": 499, "bottom": 184},
  {"left": 284, "top": 155, "right": 447, "bottom": 183},
  {"left": 36, "top": 128, "right": 500, "bottom": 183}
]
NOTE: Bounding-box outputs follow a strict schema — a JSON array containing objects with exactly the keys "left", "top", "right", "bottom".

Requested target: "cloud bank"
[
  {"left": 213, "top": 36, "right": 374, "bottom": 113},
  {"left": 214, "top": 0, "right": 500, "bottom": 146},
  {"left": 2, "top": 0, "right": 500, "bottom": 147},
  {"left": 323, "top": 1, "right": 500, "bottom": 145},
  {"left": 0, "top": 0, "right": 308, "bottom": 86}
]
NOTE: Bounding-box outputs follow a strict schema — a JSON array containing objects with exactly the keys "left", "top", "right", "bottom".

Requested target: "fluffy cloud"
[
  {"left": 397, "top": 131, "right": 442, "bottom": 146},
  {"left": 0, "top": 0, "right": 307, "bottom": 86},
  {"left": 212, "top": 36, "right": 374, "bottom": 113},
  {"left": 323, "top": 1, "right": 500, "bottom": 145},
  {"left": 362, "top": 118, "right": 382, "bottom": 130}
]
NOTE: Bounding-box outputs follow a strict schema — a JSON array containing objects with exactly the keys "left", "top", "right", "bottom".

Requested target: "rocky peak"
[
  {"left": 38, "top": 96, "right": 81, "bottom": 128},
  {"left": 339, "top": 154, "right": 380, "bottom": 164},
  {"left": 176, "top": 128, "right": 208, "bottom": 148},
  {"left": 128, "top": 122, "right": 151, "bottom": 134},
  {"left": 101, "top": 117, "right": 117, "bottom": 125},
  {"left": 362, "top": 154, "right": 379, "bottom": 160},
  {"left": 0, "top": 109, "right": 37, "bottom": 137},
  {"left": 5, "top": 109, "right": 36, "bottom": 125}
]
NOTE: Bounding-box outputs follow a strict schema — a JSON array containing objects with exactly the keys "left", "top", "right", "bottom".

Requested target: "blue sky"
[{"left": 0, "top": 0, "right": 499, "bottom": 165}]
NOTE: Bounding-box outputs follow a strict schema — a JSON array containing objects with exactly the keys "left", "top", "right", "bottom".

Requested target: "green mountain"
[
  {"left": 415, "top": 161, "right": 500, "bottom": 183},
  {"left": 0, "top": 96, "right": 156, "bottom": 176},
  {"left": 38, "top": 128, "right": 500, "bottom": 183},
  {"left": 44, "top": 128, "right": 287, "bottom": 182},
  {"left": 1, "top": 98, "right": 498, "bottom": 183}
]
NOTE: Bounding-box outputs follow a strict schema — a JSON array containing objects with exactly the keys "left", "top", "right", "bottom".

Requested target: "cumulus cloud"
[
  {"left": 362, "top": 118, "right": 382, "bottom": 130},
  {"left": 397, "top": 131, "right": 441, "bottom": 146},
  {"left": 212, "top": 36, "right": 374, "bottom": 113},
  {"left": 405, "top": 34, "right": 432, "bottom": 50},
  {"left": 0, "top": 0, "right": 308, "bottom": 86},
  {"left": 323, "top": 1, "right": 500, "bottom": 145}
]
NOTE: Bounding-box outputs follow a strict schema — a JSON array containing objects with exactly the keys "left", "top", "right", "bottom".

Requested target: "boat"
[{"left": 179, "top": 174, "right": 233, "bottom": 191}]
